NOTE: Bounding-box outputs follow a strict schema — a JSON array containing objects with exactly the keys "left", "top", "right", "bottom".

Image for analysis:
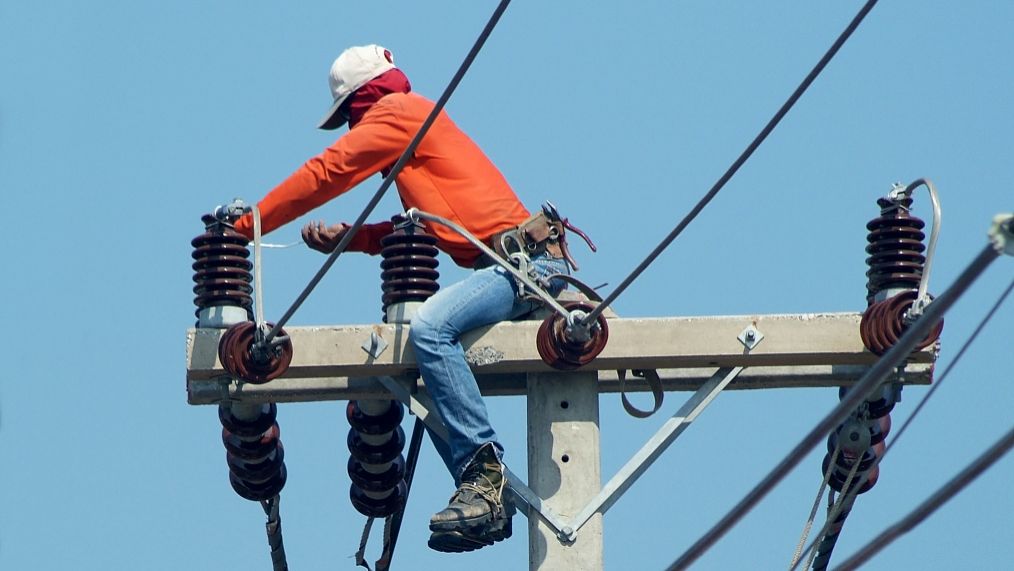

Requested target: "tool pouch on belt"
[{"left": 491, "top": 202, "right": 597, "bottom": 273}]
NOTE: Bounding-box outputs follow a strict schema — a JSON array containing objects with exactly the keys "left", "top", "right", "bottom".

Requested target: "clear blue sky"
[{"left": 2, "top": 1, "right": 1011, "bottom": 570}]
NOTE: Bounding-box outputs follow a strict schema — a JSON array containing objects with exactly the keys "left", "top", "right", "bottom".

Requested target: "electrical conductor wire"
[
  {"left": 832, "top": 426, "right": 1014, "bottom": 571},
  {"left": 666, "top": 242, "right": 1002, "bottom": 571},
  {"left": 263, "top": 0, "right": 514, "bottom": 345},
  {"left": 789, "top": 275, "right": 1014, "bottom": 571},
  {"left": 582, "top": 0, "right": 880, "bottom": 327}
]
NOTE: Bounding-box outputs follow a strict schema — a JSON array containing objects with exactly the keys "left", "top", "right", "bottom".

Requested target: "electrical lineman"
[{"left": 222, "top": 44, "right": 590, "bottom": 553}]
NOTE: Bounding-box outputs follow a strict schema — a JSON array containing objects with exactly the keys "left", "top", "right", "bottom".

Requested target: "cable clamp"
[{"left": 565, "top": 308, "right": 593, "bottom": 343}]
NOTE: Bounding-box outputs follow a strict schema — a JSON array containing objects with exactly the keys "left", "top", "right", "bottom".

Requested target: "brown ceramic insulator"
[
  {"left": 864, "top": 210, "right": 927, "bottom": 304},
  {"left": 859, "top": 290, "right": 944, "bottom": 355},
  {"left": 536, "top": 301, "right": 610, "bottom": 370},
  {"left": 379, "top": 224, "right": 441, "bottom": 317},
  {"left": 218, "top": 321, "right": 293, "bottom": 384},
  {"left": 191, "top": 222, "right": 253, "bottom": 317}
]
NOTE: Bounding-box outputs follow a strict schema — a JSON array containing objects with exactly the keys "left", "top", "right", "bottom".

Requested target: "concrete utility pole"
[{"left": 186, "top": 311, "right": 934, "bottom": 571}]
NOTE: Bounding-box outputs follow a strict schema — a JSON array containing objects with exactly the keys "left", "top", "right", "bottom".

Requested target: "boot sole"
[{"left": 428, "top": 517, "right": 513, "bottom": 553}]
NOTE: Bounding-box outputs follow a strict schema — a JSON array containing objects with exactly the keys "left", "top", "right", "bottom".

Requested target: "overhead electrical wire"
[
  {"left": 788, "top": 275, "right": 1014, "bottom": 571},
  {"left": 262, "top": 0, "right": 513, "bottom": 345},
  {"left": 833, "top": 426, "right": 1014, "bottom": 571},
  {"left": 581, "top": 0, "right": 880, "bottom": 327},
  {"left": 665, "top": 242, "right": 1005, "bottom": 571}
]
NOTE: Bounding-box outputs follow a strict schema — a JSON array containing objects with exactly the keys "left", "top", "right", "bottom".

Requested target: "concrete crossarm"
[{"left": 186, "top": 312, "right": 935, "bottom": 404}]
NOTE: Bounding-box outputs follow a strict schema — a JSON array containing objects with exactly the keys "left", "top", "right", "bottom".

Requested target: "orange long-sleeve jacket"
[{"left": 234, "top": 92, "right": 529, "bottom": 268}]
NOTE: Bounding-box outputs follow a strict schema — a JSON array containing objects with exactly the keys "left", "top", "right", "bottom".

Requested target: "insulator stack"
[
  {"left": 864, "top": 197, "right": 926, "bottom": 305},
  {"left": 859, "top": 195, "right": 943, "bottom": 354},
  {"left": 822, "top": 385, "right": 894, "bottom": 499},
  {"left": 192, "top": 214, "right": 253, "bottom": 327},
  {"left": 536, "top": 301, "right": 610, "bottom": 370},
  {"left": 220, "top": 402, "right": 287, "bottom": 502},
  {"left": 379, "top": 217, "right": 440, "bottom": 323},
  {"left": 346, "top": 399, "right": 408, "bottom": 517}
]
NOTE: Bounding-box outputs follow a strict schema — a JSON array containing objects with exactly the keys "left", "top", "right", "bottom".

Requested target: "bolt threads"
[
  {"left": 220, "top": 403, "right": 287, "bottom": 501},
  {"left": 346, "top": 400, "right": 407, "bottom": 517}
]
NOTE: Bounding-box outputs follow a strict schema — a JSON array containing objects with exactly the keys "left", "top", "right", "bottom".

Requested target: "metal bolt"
[{"left": 744, "top": 330, "right": 756, "bottom": 341}]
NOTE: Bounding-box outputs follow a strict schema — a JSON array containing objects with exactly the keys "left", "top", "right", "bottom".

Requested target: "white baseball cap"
[{"left": 318, "top": 44, "right": 396, "bottom": 130}]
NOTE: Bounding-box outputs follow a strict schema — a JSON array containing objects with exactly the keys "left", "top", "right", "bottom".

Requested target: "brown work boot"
[{"left": 428, "top": 443, "right": 514, "bottom": 553}]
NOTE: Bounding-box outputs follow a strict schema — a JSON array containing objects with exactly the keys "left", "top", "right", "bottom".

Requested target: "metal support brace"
[
  {"left": 366, "top": 375, "right": 572, "bottom": 536},
  {"left": 568, "top": 366, "right": 744, "bottom": 535}
]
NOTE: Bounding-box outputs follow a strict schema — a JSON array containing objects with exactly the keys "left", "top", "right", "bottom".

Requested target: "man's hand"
[{"left": 301, "top": 221, "right": 351, "bottom": 254}]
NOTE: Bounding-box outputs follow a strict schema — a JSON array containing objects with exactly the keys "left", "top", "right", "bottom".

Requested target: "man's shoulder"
[{"left": 373, "top": 92, "right": 435, "bottom": 115}]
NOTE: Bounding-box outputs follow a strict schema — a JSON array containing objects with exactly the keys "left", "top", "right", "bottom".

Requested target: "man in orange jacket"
[{"left": 231, "top": 45, "right": 568, "bottom": 553}]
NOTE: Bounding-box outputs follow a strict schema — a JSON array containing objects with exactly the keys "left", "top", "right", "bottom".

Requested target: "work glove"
[{"left": 301, "top": 220, "right": 351, "bottom": 254}]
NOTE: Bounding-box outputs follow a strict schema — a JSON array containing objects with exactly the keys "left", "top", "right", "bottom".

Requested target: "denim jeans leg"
[{"left": 409, "top": 255, "right": 570, "bottom": 483}]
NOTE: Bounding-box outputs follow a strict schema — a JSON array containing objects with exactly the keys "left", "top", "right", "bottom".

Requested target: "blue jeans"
[{"left": 409, "top": 253, "right": 569, "bottom": 484}]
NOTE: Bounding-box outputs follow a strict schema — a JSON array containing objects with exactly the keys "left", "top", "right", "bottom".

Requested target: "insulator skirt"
[
  {"left": 350, "top": 480, "right": 407, "bottom": 518},
  {"left": 536, "top": 301, "right": 610, "bottom": 370},
  {"left": 219, "top": 403, "right": 277, "bottom": 437},
  {"left": 218, "top": 321, "right": 294, "bottom": 384},
  {"left": 222, "top": 424, "right": 281, "bottom": 461},
  {"left": 379, "top": 224, "right": 440, "bottom": 316},
  {"left": 860, "top": 290, "right": 943, "bottom": 356},
  {"left": 348, "top": 455, "right": 406, "bottom": 493},
  {"left": 191, "top": 223, "right": 253, "bottom": 318},
  {"left": 346, "top": 400, "right": 404, "bottom": 435},
  {"left": 230, "top": 464, "right": 287, "bottom": 502},
  {"left": 864, "top": 210, "right": 926, "bottom": 303},
  {"left": 347, "top": 426, "right": 406, "bottom": 465},
  {"left": 220, "top": 403, "right": 287, "bottom": 502}
]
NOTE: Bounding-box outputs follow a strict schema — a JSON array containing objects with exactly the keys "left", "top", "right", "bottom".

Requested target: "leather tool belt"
[{"left": 489, "top": 202, "right": 596, "bottom": 272}]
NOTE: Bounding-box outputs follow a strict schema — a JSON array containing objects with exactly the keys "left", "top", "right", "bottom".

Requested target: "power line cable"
[
  {"left": 789, "top": 275, "right": 1014, "bottom": 571},
  {"left": 263, "top": 0, "right": 513, "bottom": 344},
  {"left": 582, "top": 0, "right": 880, "bottom": 326},
  {"left": 665, "top": 242, "right": 1003, "bottom": 570},
  {"left": 832, "top": 426, "right": 1014, "bottom": 571}
]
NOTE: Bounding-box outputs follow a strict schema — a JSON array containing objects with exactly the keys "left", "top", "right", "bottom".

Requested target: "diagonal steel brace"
[{"left": 566, "top": 366, "right": 745, "bottom": 538}]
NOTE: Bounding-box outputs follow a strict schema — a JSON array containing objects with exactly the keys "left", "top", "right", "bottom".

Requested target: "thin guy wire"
[
  {"left": 789, "top": 275, "right": 1014, "bottom": 571},
  {"left": 263, "top": 0, "right": 513, "bottom": 344},
  {"left": 666, "top": 243, "right": 999, "bottom": 571},
  {"left": 788, "top": 440, "right": 841, "bottom": 569},
  {"left": 832, "top": 426, "right": 1014, "bottom": 571},
  {"left": 582, "top": 0, "right": 880, "bottom": 326}
]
